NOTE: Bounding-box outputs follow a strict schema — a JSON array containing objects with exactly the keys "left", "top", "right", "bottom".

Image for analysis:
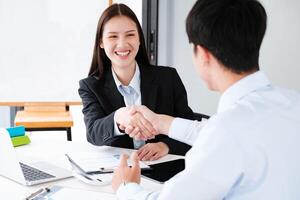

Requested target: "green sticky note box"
[{"left": 11, "top": 135, "right": 31, "bottom": 147}]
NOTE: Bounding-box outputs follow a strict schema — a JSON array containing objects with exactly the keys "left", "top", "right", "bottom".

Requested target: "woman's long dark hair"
[{"left": 88, "top": 3, "right": 149, "bottom": 78}]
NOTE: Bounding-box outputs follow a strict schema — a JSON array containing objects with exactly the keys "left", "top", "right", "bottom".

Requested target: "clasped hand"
[{"left": 115, "top": 105, "right": 159, "bottom": 141}]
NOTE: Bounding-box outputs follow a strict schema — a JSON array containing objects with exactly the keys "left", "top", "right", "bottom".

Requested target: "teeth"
[{"left": 115, "top": 51, "right": 130, "bottom": 56}]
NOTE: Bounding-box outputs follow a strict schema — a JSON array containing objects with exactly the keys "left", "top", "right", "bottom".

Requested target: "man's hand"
[
  {"left": 137, "top": 142, "right": 169, "bottom": 161},
  {"left": 125, "top": 105, "right": 175, "bottom": 140},
  {"left": 112, "top": 153, "right": 141, "bottom": 192},
  {"left": 133, "top": 106, "right": 160, "bottom": 131},
  {"left": 115, "top": 107, "right": 157, "bottom": 139},
  {"left": 123, "top": 105, "right": 160, "bottom": 140}
]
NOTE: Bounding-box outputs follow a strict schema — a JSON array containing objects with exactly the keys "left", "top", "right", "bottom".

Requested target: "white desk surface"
[{"left": 0, "top": 133, "right": 183, "bottom": 199}]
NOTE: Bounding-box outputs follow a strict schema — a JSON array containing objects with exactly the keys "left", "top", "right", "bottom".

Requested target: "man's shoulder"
[
  {"left": 274, "top": 86, "right": 300, "bottom": 101},
  {"left": 206, "top": 103, "right": 261, "bottom": 134},
  {"left": 212, "top": 86, "right": 300, "bottom": 132}
]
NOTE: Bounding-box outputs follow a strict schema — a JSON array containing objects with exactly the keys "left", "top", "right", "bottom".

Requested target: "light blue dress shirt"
[
  {"left": 112, "top": 63, "right": 145, "bottom": 149},
  {"left": 116, "top": 71, "right": 300, "bottom": 199}
]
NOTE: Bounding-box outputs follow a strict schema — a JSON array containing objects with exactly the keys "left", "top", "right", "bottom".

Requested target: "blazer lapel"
[
  {"left": 103, "top": 69, "right": 125, "bottom": 112},
  {"left": 140, "top": 64, "right": 158, "bottom": 111}
]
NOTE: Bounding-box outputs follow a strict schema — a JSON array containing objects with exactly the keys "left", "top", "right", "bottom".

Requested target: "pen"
[
  {"left": 25, "top": 187, "right": 51, "bottom": 200},
  {"left": 78, "top": 172, "right": 103, "bottom": 182},
  {"left": 87, "top": 170, "right": 114, "bottom": 174},
  {"left": 99, "top": 167, "right": 114, "bottom": 173},
  {"left": 98, "top": 167, "right": 153, "bottom": 173}
]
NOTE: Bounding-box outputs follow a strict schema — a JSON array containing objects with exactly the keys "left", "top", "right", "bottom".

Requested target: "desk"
[
  {"left": 0, "top": 133, "right": 175, "bottom": 199},
  {"left": 0, "top": 101, "right": 81, "bottom": 126},
  {"left": 0, "top": 101, "right": 82, "bottom": 107}
]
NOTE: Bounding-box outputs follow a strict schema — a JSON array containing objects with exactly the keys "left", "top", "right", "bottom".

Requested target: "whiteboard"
[{"left": 0, "top": 0, "right": 108, "bottom": 102}]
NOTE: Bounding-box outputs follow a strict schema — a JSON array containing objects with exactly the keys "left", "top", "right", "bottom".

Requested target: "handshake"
[{"left": 114, "top": 105, "right": 173, "bottom": 140}]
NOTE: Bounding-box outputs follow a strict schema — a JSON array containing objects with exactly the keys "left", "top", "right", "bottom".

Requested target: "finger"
[
  {"left": 135, "top": 118, "right": 154, "bottom": 139},
  {"left": 129, "top": 106, "right": 138, "bottom": 115},
  {"left": 129, "top": 132, "right": 138, "bottom": 138},
  {"left": 150, "top": 153, "right": 161, "bottom": 161},
  {"left": 149, "top": 135, "right": 155, "bottom": 140},
  {"left": 134, "top": 113, "right": 153, "bottom": 134},
  {"left": 130, "top": 152, "right": 140, "bottom": 169},
  {"left": 134, "top": 105, "right": 144, "bottom": 113},
  {"left": 119, "top": 154, "right": 129, "bottom": 167},
  {"left": 139, "top": 116, "right": 156, "bottom": 137},
  {"left": 137, "top": 145, "right": 146, "bottom": 156},
  {"left": 138, "top": 148, "right": 150, "bottom": 160},
  {"left": 134, "top": 132, "right": 146, "bottom": 141},
  {"left": 124, "top": 125, "right": 134, "bottom": 134},
  {"left": 119, "top": 124, "right": 126, "bottom": 130},
  {"left": 129, "top": 130, "right": 140, "bottom": 138},
  {"left": 142, "top": 150, "right": 155, "bottom": 161},
  {"left": 112, "top": 170, "right": 122, "bottom": 192},
  {"left": 132, "top": 116, "right": 147, "bottom": 133},
  {"left": 128, "top": 127, "right": 140, "bottom": 137}
]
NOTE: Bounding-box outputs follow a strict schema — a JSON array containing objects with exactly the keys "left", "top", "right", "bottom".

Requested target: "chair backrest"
[{"left": 193, "top": 112, "right": 210, "bottom": 121}]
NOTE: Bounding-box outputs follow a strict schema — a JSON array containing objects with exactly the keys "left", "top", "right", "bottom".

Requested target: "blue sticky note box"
[{"left": 6, "top": 126, "right": 25, "bottom": 138}]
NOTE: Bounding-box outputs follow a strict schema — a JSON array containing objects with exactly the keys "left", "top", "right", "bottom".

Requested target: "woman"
[{"left": 78, "top": 4, "right": 194, "bottom": 161}]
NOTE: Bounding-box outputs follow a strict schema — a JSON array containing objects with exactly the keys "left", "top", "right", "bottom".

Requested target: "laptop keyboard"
[{"left": 20, "top": 162, "right": 55, "bottom": 182}]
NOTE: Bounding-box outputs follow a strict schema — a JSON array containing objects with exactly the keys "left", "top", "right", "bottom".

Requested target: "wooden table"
[{"left": 0, "top": 101, "right": 81, "bottom": 126}]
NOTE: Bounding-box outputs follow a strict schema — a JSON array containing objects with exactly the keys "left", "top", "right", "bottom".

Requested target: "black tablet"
[{"left": 141, "top": 159, "right": 185, "bottom": 184}]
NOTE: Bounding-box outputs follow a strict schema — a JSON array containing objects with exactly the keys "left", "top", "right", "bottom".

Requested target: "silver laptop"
[{"left": 0, "top": 128, "right": 72, "bottom": 186}]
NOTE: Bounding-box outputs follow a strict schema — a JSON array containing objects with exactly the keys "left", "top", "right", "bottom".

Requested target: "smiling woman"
[
  {"left": 100, "top": 16, "right": 141, "bottom": 85},
  {"left": 78, "top": 3, "right": 195, "bottom": 161}
]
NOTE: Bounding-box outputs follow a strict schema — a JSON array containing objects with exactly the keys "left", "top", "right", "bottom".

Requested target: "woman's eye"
[
  {"left": 127, "top": 34, "right": 135, "bottom": 37},
  {"left": 108, "top": 35, "right": 117, "bottom": 38}
]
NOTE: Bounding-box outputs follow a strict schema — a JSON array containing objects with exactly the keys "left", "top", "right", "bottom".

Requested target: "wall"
[
  {"left": 0, "top": 0, "right": 108, "bottom": 102},
  {"left": 158, "top": 0, "right": 300, "bottom": 115},
  {"left": 113, "top": 0, "right": 142, "bottom": 23},
  {"left": 260, "top": 0, "right": 300, "bottom": 89},
  {"left": 0, "top": 107, "right": 10, "bottom": 127},
  {"left": 158, "top": 0, "right": 219, "bottom": 115}
]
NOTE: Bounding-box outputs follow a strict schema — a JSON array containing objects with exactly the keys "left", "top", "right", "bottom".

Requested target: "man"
[{"left": 111, "top": 0, "right": 300, "bottom": 199}]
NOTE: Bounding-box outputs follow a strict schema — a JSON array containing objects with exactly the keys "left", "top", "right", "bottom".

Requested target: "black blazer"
[{"left": 78, "top": 64, "right": 194, "bottom": 155}]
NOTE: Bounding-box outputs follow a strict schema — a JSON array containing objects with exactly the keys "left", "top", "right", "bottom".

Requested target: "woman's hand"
[
  {"left": 128, "top": 105, "right": 174, "bottom": 139},
  {"left": 137, "top": 142, "right": 169, "bottom": 161},
  {"left": 115, "top": 107, "right": 156, "bottom": 139}
]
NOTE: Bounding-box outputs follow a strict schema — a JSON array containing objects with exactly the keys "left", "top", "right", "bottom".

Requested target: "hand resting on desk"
[
  {"left": 115, "top": 105, "right": 173, "bottom": 161},
  {"left": 137, "top": 142, "right": 169, "bottom": 161}
]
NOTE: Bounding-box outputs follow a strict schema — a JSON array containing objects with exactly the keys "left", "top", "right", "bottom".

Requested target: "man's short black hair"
[{"left": 186, "top": 0, "right": 267, "bottom": 74}]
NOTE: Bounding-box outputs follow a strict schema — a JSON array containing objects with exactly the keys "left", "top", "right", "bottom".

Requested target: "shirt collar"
[
  {"left": 111, "top": 62, "right": 141, "bottom": 95},
  {"left": 218, "top": 70, "right": 271, "bottom": 113}
]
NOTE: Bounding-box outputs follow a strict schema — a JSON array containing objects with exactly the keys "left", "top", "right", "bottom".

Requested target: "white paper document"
[{"left": 67, "top": 146, "right": 149, "bottom": 172}]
